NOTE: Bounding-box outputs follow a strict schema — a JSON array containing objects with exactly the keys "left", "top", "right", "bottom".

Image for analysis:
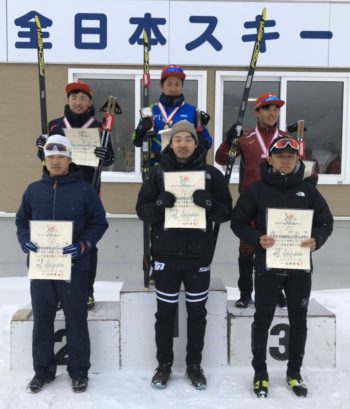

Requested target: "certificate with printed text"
[
  {"left": 159, "top": 128, "right": 172, "bottom": 151},
  {"left": 28, "top": 221, "right": 73, "bottom": 280},
  {"left": 64, "top": 128, "right": 100, "bottom": 167},
  {"left": 164, "top": 171, "right": 206, "bottom": 229},
  {"left": 266, "top": 208, "right": 314, "bottom": 270}
]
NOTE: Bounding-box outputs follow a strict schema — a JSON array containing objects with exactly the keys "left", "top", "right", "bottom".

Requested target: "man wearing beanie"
[
  {"left": 215, "top": 93, "right": 287, "bottom": 309},
  {"left": 132, "top": 64, "right": 212, "bottom": 159},
  {"left": 16, "top": 134, "right": 108, "bottom": 393},
  {"left": 36, "top": 80, "right": 115, "bottom": 310},
  {"left": 136, "top": 120, "right": 232, "bottom": 390},
  {"left": 231, "top": 136, "right": 333, "bottom": 398}
]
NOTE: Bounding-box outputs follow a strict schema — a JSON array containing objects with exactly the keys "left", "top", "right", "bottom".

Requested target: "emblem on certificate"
[
  {"left": 28, "top": 221, "right": 73, "bottom": 280},
  {"left": 64, "top": 128, "right": 100, "bottom": 167},
  {"left": 164, "top": 171, "right": 206, "bottom": 229},
  {"left": 266, "top": 208, "right": 314, "bottom": 270}
]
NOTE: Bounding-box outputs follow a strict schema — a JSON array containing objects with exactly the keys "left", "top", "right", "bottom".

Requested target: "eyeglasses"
[
  {"left": 45, "top": 143, "right": 69, "bottom": 152},
  {"left": 269, "top": 138, "right": 299, "bottom": 152}
]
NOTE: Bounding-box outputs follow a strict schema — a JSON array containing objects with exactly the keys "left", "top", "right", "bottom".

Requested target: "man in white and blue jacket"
[{"left": 16, "top": 134, "right": 108, "bottom": 394}]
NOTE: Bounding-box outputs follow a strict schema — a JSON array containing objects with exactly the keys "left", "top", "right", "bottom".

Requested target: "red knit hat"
[
  {"left": 255, "top": 93, "right": 284, "bottom": 110},
  {"left": 66, "top": 81, "right": 92, "bottom": 98},
  {"left": 161, "top": 65, "right": 186, "bottom": 81}
]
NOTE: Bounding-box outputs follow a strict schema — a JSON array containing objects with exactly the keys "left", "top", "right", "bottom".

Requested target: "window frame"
[
  {"left": 68, "top": 68, "right": 207, "bottom": 183},
  {"left": 215, "top": 70, "right": 350, "bottom": 185}
]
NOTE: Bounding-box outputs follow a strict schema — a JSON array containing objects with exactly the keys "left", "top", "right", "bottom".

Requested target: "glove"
[
  {"left": 199, "top": 111, "right": 210, "bottom": 126},
  {"left": 193, "top": 189, "right": 213, "bottom": 211},
  {"left": 136, "top": 117, "right": 153, "bottom": 135},
  {"left": 22, "top": 240, "right": 38, "bottom": 254},
  {"left": 63, "top": 240, "right": 87, "bottom": 259},
  {"left": 94, "top": 147, "right": 110, "bottom": 161},
  {"left": 36, "top": 135, "right": 47, "bottom": 150},
  {"left": 225, "top": 124, "right": 243, "bottom": 145},
  {"left": 155, "top": 191, "right": 176, "bottom": 212}
]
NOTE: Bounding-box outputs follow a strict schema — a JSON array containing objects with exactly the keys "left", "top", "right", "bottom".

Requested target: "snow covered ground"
[{"left": 1, "top": 277, "right": 350, "bottom": 409}]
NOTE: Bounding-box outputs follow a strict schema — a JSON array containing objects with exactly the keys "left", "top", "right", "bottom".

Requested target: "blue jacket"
[
  {"left": 16, "top": 166, "right": 108, "bottom": 273},
  {"left": 150, "top": 98, "right": 212, "bottom": 153}
]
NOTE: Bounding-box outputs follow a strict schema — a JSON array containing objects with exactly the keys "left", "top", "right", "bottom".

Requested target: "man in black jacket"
[
  {"left": 16, "top": 134, "right": 108, "bottom": 393},
  {"left": 36, "top": 80, "right": 114, "bottom": 309},
  {"left": 136, "top": 120, "right": 232, "bottom": 390},
  {"left": 231, "top": 136, "right": 333, "bottom": 398}
]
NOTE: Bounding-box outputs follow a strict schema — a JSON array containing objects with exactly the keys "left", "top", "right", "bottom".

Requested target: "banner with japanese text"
[{"left": 3, "top": 0, "right": 349, "bottom": 67}]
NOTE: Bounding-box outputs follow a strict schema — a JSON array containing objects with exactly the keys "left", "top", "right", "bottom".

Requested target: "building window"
[
  {"left": 215, "top": 71, "right": 349, "bottom": 184},
  {"left": 68, "top": 68, "right": 206, "bottom": 183}
]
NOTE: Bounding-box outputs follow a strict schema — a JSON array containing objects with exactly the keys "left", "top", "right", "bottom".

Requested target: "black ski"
[
  {"left": 141, "top": 31, "right": 152, "bottom": 290},
  {"left": 34, "top": 15, "right": 48, "bottom": 137},
  {"left": 212, "top": 7, "right": 267, "bottom": 250},
  {"left": 92, "top": 96, "right": 122, "bottom": 190}
]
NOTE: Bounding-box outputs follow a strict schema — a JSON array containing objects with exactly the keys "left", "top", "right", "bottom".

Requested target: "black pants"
[
  {"left": 153, "top": 257, "right": 211, "bottom": 366},
  {"left": 30, "top": 270, "right": 90, "bottom": 379},
  {"left": 251, "top": 272, "right": 311, "bottom": 374},
  {"left": 88, "top": 246, "right": 98, "bottom": 297}
]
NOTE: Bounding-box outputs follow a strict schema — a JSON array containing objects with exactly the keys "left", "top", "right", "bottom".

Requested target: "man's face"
[
  {"left": 67, "top": 92, "right": 92, "bottom": 114},
  {"left": 45, "top": 156, "right": 72, "bottom": 176},
  {"left": 256, "top": 105, "right": 280, "bottom": 128},
  {"left": 267, "top": 151, "right": 299, "bottom": 174},
  {"left": 170, "top": 132, "right": 197, "bottom": 163},
  {"left": 161, "top": 76, "right": 184, "bottom": 97}
]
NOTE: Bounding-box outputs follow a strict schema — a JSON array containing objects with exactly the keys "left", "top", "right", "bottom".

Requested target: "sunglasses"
[
  {"left": 45, "top": 143, "right": 69, "bottom": 152},
  {"left": 163, "top": 66, "right": 184, "bottom": 74},
  {"left": 269, "top": 138, "right": 299, "bottom": 152},
  {"left": 261, "top": 96, "right": 281, "bottom": 104}
]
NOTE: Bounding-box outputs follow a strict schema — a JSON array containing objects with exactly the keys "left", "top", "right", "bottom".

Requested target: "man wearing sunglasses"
[
  {"left": 216, "top": 93, "right": 287, "bottom": 309},
  {"left": 133, "top": 64, "right": 212, "bottom": 156},
  {"left": 35, "top": 80, "right": 115, "bottom": 310},
  {"left": 231, "top": 136, "right": 333, "bottom": 398},
  {"left": 16, "top": 134, "right": 108, "bottom": 393}
]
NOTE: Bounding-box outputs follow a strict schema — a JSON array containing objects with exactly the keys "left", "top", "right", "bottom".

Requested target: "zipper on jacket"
[{"left": 52, "top": 179, "right": 58, "bottom": 220}]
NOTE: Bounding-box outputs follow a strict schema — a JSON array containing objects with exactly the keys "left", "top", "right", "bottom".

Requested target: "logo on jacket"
[
  {"left": 296, "top": 191, "right": 306, "bottom": 197},
  {"left": 198, "top": 265, "right": 210, "bottom": 272},
  {"left": 154, "top": 261, "right": 165, "bottom": 271}
]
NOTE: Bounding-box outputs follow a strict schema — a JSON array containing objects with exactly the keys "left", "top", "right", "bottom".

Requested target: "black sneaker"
[
  {"left": 26, "top": 375, "right": 54, "bottom": 393},
  {"left": 286, "top": 371, "right": 307, "bottom": 397},
  {"left": 87, "top": 295, "right": 95, "bottom": 310},
  {"left": 151, "top": 363, "right": 172, "bottom": 389},
  {"left": 71, "top": 376, "right": 89, "bottom": 393},
  {"left": 253, "top": 372, "right": 269, "bottom": 398},
  {"left": 235, "top": 294, "right": 253, "bottom": 308},
  {"left": 186, "top": 364, "right": 207, "bottom": 390}
]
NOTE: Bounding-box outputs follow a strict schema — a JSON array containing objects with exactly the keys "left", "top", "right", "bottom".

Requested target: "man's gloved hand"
[
  {"left": 134, "top": 117, "right": 154, "bottom": 147},
  {"left": 94, "top": 147, "right": 110, "bottom": 161},
  {"left": 192, "top": 189, "right": 213, "bottom": 211},
  {"left": 63, "top": 240, "right": 87, "bottom": 259},
  {"left": 21, "top": 240, "right": 38, "bottom": 254},
  {"left": 36, "top": 135, "right": 47, "bottom": 150},
  {"left": 155, "top": 191, "right": 176, "bottom": 213},
  {"left": 225, "top": 124, "right": 243, "bottom": 145}
]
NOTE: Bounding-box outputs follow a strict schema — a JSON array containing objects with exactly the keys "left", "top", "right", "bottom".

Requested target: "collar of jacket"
[
  {"left": 159, "top": 93, "right": 185, "bottom": 107},
  {"left": 260, "top": 159, "right": 305, "bottom": 189},
  {"left": 42, "top": 163, "right": 83, "bottom": 184},
  {"left": 63, "top": 104, "right": 96, "bottom": 126}
]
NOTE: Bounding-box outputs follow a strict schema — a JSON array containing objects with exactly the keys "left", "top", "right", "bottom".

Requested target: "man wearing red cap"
[
  {"left": 215, "top": 93, "right": 287, "bottom": 308},
  {"left": 35, "top": 80, "right": 115, "bottom": 310},
  {"left": 132, "top": 64, "right": 212, "bottom": 155}
]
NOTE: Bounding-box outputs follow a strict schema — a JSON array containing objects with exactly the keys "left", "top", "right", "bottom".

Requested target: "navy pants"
[
  {"left": 30, "top": 269, "right": 90, "bottom": 379},
  {"left": 252, "top": 272, "right": 312, "bottom": 374},
  {"left": 153, "top": 257, "right": 211, "bottom": 366}
]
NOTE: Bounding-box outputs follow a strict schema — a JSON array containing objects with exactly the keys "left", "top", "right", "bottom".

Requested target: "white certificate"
[
  {"left": 159, "top": 128, "right": 172, "bottom": 151},
  {"left": 266, "top": 208, "right": 314, "bottom": 270},
  {"left": 64, "top": 128, "right": 100, "bottom": 167},
  {"left": 28, "top": 221, "right": 73, "bottom": 280},
  {"left": 164, "top": 171, "right": 206, "bottom": 229}
]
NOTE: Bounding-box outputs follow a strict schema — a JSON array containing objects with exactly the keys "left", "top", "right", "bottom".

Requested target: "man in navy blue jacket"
[{"left": 16, "top": 134, "right": 108, "bottom": 394}]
